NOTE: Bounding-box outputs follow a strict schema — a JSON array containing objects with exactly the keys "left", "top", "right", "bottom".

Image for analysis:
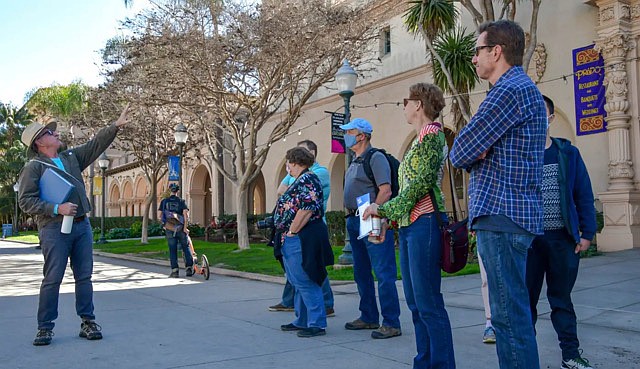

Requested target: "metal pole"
[
  {"left": 14, "top": 190, "right": 19, "bottom": 236},
  {"left": 338, "top": 92, "right": 354, "bottom": 265},
  {"left": 97, "top": 168, "right": 107, "bottom": 244},
  {"left": 179, "top": 143, "right": 184, "bottom": 192}
]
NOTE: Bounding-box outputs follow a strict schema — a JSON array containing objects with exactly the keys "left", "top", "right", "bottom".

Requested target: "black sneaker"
[
  {"left": 185, "top": 266, "right": 194, "bottom": 277},
  {"left": 79, "top": 320, "right": 103, "bottom": 340},
  {"left": 169, "top": 268, "right": 179, "bottom": 278},
  {"left": 33, "top": 329, "right": 53, "bottom": 346},
  {"left": 280, "top": 323, "right": 302, "bottom": 331},
  {"left": 297, "top": 327, "right": 326, "bottom": 338}
]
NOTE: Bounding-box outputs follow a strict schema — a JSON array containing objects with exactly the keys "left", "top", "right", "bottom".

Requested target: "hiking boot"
[
  {"left": 33, "top": 329, "right": 53, "bottom": 346},
  {"left": 280, "top": 323, "right": 302, "bottom": 331},
  {"left": 483, "top": 326, "right": 496, "bottom": 344},
  {"left": 344, "top": 318, "right": 379, "bottom": 330},
  {"left": 268, "top": 303, "right": 294, "bottom": 312},
  {"left": 297, "top": 327, "right": 326, "bottom": 338},
  {"left": 79, "top": 320, "right": 103, "bottom": 340},
  {"left": 185, "top": 266, "right": 194, "bottom": 277},
  {"left": 371, "top": 325, "right": 402, "bottom": 339},
  {"left": 169, "top": 268, "right": 179, "bottom": 278},
  {"left": 325, "top": 307, "right": 335, "bottom": 317},
  {"left": 561, "top": 356, "right": 593, "bottom": 369}
]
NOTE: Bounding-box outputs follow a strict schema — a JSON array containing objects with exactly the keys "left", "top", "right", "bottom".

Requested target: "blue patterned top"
[
  {"left": 273, "top": 170, "right": 324, "bottom": 233},
  {"left": 450, "top": 66, "right": 547, "bottom": 235}
]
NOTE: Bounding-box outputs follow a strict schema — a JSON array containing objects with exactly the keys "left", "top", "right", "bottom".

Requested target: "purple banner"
[
  {"left": 331, "top": 112, "right": 346, "bottom": 154},
  {"left": 572, "top": 44, "right": 606, "bottom": 136}
]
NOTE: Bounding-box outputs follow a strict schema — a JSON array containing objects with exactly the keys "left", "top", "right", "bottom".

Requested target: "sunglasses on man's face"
[
  {"left": 403, "top": 98, "right": 420, "bottom": 107},
  {"left": 37, "top": 129, "right": 55, "bottom": 140}
]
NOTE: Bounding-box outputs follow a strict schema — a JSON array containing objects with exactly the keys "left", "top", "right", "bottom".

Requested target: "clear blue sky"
[{"left": 0, "top": 0, "right": 150, "bottom": 107}]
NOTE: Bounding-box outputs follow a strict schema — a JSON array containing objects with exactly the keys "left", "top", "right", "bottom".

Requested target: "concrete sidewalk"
[{"left": 1, "top": 240, "right": 639, "bottom": 369}]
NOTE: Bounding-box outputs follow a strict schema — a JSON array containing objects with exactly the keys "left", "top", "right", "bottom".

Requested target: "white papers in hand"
[{"left": 356, "top": 193, "right": 373, "bottom": 239}]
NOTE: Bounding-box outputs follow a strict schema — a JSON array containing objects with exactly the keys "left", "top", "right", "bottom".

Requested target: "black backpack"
[{"left": 362, "top": 148, "right": 401, "bottom": 199}]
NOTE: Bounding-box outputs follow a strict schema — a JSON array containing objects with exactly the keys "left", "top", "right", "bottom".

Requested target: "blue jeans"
[
  {"left": 476, "top": 229, "right": 539, "bottom": 369},
  {"left": 37, "top": 218, "right": 95, "bottom": 330},
  {"left": 526, "top": 230, "right": 581, "bottom": 361},
  {"left": 282, "top": 235, "right": 326, "bottom": 328},
  {"left": 347, "top": 215, "right": 401, "bottom": 328},
  {"left": 399, "top": 214, "right": 455, "bottom": 369},
  {"left": 166, "top": 230, "right": 193, "bottom": 270},
  {"left": 281, "top": 277, "right": 333, "bottom": 309}
]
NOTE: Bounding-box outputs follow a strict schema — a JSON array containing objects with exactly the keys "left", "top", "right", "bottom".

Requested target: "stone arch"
[
  {"left": 190, "top": 164, "right": 212, "bottom": 226},
  {"left": 550, "top": 108, "right": 576, "bottom": 143},
  {"left": 328, "top": 154, "right": 346, "bottom": 211},
  {"left": 249, "top": 171, "right": 266, "bottom": 215},
  {"left": 121, "top": 180, "right": 134, "bottom": 217},
  {"left": 108, "top": 183, "right": 121, "bottom": 217},
  {"left": 133, "top": 176, "right": 148, "bottom": 216}
]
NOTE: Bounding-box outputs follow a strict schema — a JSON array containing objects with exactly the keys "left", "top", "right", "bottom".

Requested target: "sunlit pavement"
[{"left": 1, "top": 240, "right": 639, "bottom": 369}]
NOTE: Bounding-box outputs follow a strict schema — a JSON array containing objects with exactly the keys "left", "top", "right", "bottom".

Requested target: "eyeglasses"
[
  {"left": 37, "top": 129, "right": 55, "bottom": 139},
  {"left": 403, "top": 98, "right": 420, "bottom": 107},
  {"left": 474, "top": 45, "right": 496, "bottom": 56}
]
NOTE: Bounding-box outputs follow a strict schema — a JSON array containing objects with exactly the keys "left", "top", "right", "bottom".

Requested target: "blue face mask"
[{"left": 344, "top": 133, "right": 358, "bottom": 148}]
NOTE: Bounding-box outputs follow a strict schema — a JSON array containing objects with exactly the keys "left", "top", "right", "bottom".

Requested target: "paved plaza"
[{"left": 1, "top": 240, "right": 639, "bottom": 369}]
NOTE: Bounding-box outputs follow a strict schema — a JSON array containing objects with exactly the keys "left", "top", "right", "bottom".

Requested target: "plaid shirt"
[{"left": 450, "top": 66, "right": 547, "bottom": 235}]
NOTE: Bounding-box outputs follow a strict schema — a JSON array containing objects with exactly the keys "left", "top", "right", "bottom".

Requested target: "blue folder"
[{"left": 39, "top": 168, "right": 75, "bottom": 204}]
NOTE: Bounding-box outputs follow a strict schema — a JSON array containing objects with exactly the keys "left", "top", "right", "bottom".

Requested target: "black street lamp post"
[
  {"left": 174, "top": 123, "right": 189, "bottom": 191},
  {"left": 13, "top": 182, "right": 20, "bottom": 236},
  {"left": 97, "top": 153, "right": 110, "bottom": 244},
  {"left": 336, "top": 59, "right": 358, "bottom": 265}
]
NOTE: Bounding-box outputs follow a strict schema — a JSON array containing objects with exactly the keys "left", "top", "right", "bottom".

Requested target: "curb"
[{"left": 93, "top": 251, "right": 354, "bottom": 286}]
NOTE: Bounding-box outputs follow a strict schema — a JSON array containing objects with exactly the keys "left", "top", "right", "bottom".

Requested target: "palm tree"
[
  {"left": 404, "top": 0, "right": 471, "bottom": 123},
  {"left": 432, "top": 27, "right": 478, "bottom": 132}
]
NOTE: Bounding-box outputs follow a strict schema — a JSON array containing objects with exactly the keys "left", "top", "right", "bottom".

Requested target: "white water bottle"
[{"left": 61, "top": 215, "right": 73, "bottom": 234}]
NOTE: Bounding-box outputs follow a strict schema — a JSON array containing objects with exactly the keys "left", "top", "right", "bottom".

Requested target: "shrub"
[
  {"left": 129, "top": 221, "right": 143, "bottom": 238},
  {"left": 326, "top": 210, "right": 345, "bottom": 247},
  {"left": 187, "top": 223, "right": 205, "bottom": 237},
  {"left": 148, "top": 221, "right": 164, "bottom": 236},
  {"left": 106, "top": 228, "right": 131, "bottom": 240}
]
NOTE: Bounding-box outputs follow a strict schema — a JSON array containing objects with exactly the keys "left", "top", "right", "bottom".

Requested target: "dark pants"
[
  {"left": 526, "top": 229, "right": 581, "bottom": 361},
  {"left": 37, "top": 218, "right": 94, "bottom": 330},
  {"left": 166, "top": 230, "right": 193, "bottom": 270}
]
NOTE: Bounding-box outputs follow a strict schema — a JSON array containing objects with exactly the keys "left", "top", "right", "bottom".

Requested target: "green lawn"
[
  {"left": 92, "top": 237, "right": 480, "bottom": 280},
  {"left": 5, "top": 231, "right": 39, "bottom": 244}
]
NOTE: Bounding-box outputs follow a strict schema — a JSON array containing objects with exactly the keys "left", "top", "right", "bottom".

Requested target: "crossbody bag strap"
[
  {"left": 445, "top": 157, "right": 458, "bottom": 223},
  {"left": 31, "top": 159, "right": 86, "bottom": 190}
]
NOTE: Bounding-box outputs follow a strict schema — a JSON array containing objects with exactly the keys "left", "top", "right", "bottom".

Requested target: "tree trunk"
[
  {"left": 235, "top": 184, "right": 250, "bottom": 250},
  {"left": 140, "top": 196, "right": 152, "bottom": 244}
]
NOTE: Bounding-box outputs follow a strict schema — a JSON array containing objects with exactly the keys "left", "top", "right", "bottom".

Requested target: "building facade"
[{"left": 92, "top": 0, "right": 640, "bottom": 251}]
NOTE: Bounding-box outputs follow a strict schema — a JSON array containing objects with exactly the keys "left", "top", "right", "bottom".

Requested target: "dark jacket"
[
  {"left": 297, "top": 218, "right": 334, "bottom": 286},
  {"left": 18, "top": 124, "right": 120, "bottom": 229},
  {"left": 552, "top": 137, "right": 597, "bottom": 243}
]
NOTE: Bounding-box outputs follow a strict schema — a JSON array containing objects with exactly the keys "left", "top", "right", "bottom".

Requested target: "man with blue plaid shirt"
[{"left": 451, "top": 20, "right": 546, "bottom": 369}]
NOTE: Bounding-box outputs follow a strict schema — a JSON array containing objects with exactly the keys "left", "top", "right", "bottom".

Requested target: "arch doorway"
[
  {"left": 249, "top": 171, "right": 266, "bottom": 215},
  {"left": 190, "top": 165, "right": 212, "bottom": 226},
  {"left": 109, "top": 184, "right": 121, "bottom": 217}
]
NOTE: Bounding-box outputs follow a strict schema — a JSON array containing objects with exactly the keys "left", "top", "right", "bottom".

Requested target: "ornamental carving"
[
  {"left": 621, "top": 4, "right": 631, "bottom": 19},
  {"left": 609, "top": 160, "right": 635, "bottom": 179},
  {"left": 595, "top": 34, "right": 632, "bottom": 61},
  {"left": 603, "top": 203, "right": 628, "bottom": 226},
  {"left": 600, "top": 6, "right": 615, "bottom": 23},
  {"left": 532, "top": 43, "right": 547, "bottom": 83},
  {"left": 603, "top": 65, "right": 628, "bottom": 101},
  {"left": 632, "top": 5, "right": 640, "bottom": 18}
]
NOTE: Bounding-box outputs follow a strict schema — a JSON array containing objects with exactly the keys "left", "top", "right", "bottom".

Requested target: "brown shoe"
[
  {"left": 268, "top": 303, "right": 294, "bottom": 312},
  {"left": 326, "top": 307, "right": 335, "bottom": 317},
  {"left": 344, "top": 318, "right": 379, "bottom": 330},
  {"left": 371, "top": 325, "right": 402, "bottom": 339}
]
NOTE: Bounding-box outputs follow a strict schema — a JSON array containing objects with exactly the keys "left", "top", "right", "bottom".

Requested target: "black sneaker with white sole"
[
  {"left": 79, "top": 320, "right": 103, "bottom": 340},
  {"left": 33, "top": 329, "right": 53, "bottom": 346}
]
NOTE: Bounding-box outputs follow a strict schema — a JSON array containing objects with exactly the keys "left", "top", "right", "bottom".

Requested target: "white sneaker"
[{"left": 561, "top": 356, "right": 593, "bottom": 369}]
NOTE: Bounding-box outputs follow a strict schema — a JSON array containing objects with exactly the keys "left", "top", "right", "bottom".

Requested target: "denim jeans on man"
[
  {"left": 166, "top": 230, "right": 193, "bottom": 270},
  {"left": 477, "top": 229, "right": 539, "bottom": 369},
  {"left": 282, "top": 235, "right": 326, "bottom": 328},
  {"left": 38, "top": 218, "right": 95, "bottom": 330},
  {"left": 346, "top": 215, "right": 401, "bottom": 329},
  {"left": 398, "top": 214, "right": 455, "bottom": 369},
  {"left": 526, "top": 230, "right": 581, "bottom": 361},
  {"left": 281, "top": 276, "right": 333, "bottom": 309}
]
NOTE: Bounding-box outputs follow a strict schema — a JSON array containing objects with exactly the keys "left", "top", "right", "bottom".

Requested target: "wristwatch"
[{"left": 287, "top": 231, "right": 297, "bottom": 236}]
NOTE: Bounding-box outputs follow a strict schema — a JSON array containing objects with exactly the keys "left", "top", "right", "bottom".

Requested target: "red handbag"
[{"left": 430, "top": 158, "right": 469, "bottom": 274}]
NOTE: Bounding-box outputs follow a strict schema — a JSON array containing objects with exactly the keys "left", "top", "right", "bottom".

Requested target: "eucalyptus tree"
[{"left": 116, "top": 0, "right": 378, "bottom": 250}]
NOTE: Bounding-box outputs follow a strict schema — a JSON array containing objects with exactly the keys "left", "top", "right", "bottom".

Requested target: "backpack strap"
[{"left": 362, "top": 148, "right": 380, "bottom": 189}]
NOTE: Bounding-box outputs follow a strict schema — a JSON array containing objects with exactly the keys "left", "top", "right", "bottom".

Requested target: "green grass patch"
[
  {"left": 93, "top": 238, "right": 480, "bottom": 280},
  {"left": 6, "top": 231, "right": 39, "bottom": 244}
]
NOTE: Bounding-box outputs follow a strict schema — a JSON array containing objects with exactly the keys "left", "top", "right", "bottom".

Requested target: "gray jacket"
[{"left": 18, "top": 124, "right": 120, "bottom": 230}]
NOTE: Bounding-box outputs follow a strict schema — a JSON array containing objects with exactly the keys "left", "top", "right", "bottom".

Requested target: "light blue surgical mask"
[{"left": 344, "top": 133, "right": 358, "bottom": 148}]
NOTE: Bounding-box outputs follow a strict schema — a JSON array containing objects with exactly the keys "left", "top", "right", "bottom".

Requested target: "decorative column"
[{"left": 594, "top": 0, "right": 640, "bottom": 251}]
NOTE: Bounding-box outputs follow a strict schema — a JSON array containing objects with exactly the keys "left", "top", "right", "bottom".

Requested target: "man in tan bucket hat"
[{"left": 18, "top": 104, "right": 129, "bottom": 346}]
